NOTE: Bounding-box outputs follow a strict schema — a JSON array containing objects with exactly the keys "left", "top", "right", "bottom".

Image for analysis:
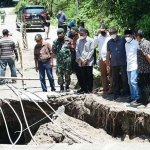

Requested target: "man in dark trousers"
[
  {"left": 76, "top": 28, "right": 94, "bottom": 94},
  {"left": 43, "top": 11, "right": 50, "bottom": 40},
  {"left": 34, "top": 34, "right": 55, "bottom": 92},
  {"left": 70, "top": 26, "right": 83, "bottom": 93},
  {"left": 106, "top": 27, "right": 129, "bottom": 101},
  {"left": 134, "top": 30, "right": 150, "bottom": 108}
]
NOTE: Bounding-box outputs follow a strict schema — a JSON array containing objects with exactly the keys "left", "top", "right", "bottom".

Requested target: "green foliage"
[
  {"left": 15, "top": 0, "right": 150, "bottom": 38},
  {"left": 15, "top": 0, "right": 34, "bottom": 12}
]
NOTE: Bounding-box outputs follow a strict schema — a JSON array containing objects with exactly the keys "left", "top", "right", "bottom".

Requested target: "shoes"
[
  {"left": 0, "top": 80, "right": 5, "bottom": 85},
  {"left": 130, "top": 100, "right": 141, "bottom": 107},
  {"left": 137, "top": 104, "right": 146, "bottom": 109},
  {"left": 77, "top": 88, "right": 83, "bottom": 93},
  {"left": 97, "top": 90, "right": 107, "bottom": 94},
  {"left": 12, "top": 80, "right": 17, "bottom": 84},
  {"left": 60, "top": 85, "right": 64, "bottom": 92},
  {"left": 124, "top": 93, "right": 131, "bottom": 99},
  {"left": 78, "top": 90, "right": 88, "bottom": 94},
  {"left": 65, "top": 85, "right": 70, "bottom": 92},
  {"left": 113, "top": 94, "right": 120, "bottom": 101}
]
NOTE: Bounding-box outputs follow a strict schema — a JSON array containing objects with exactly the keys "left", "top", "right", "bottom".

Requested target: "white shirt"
[
  {"left": 125, "top": 39, "right": 139, "bottom": 71},
  {"left": 94, "top": 33, "right": 111, "bottom": 61}
]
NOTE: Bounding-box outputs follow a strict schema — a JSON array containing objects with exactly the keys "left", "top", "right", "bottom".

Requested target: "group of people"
[
  {"left": 0, "top": 7, "right": 150, "bottom": 109},
  {"left": 94, "top": 24, "right": 150, "bottom": 108},
  {"left": 34, "top": 18, "right": 150, "bottom": 108}
]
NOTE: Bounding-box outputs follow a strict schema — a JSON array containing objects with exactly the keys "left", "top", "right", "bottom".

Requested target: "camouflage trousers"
[
  {"left": 0, "top": 16, "right": 5, "bottom": 23},
  {"left": 56, "top": 60, "right": 71, "bottom": 85}
]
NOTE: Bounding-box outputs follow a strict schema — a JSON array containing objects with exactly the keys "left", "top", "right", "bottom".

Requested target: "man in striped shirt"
[{"left": 0, "top": 29, "right": 18, "bottom": 84}]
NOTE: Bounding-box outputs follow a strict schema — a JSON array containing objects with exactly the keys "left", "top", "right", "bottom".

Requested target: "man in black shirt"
[{"left": 43, "top": 11, "right": 50, "bottom": 40}]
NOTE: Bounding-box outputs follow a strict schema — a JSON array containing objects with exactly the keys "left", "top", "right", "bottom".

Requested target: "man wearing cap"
[
  {"left": 94, "top": 24, "right": 112, "bottom": 94},
  {"left": 106, "top": 27, "right": 129, "bottom": 100},
  {"left": 71, "top": 26, "right": 83, "bottom": 93},
  {"left": 76, "top": 28, "right": 94, "bottom": 94},
  {"left": 66, "top": 21, "right": 75, "bottom": 39},
  {"left": 57, "top": 8, "right": 67, "bottom": 29},
  {"left": 52, "top": 28, "right": 74, "bottom": 92},
  {"left": 124, "top": 29, "right": 141, "bottom": 104},
  {"left": 0, "top": 29, "right": 18, "bottom": 84},
  {"left": 34, "top": 34, "right": 55, "bottom": 92}
]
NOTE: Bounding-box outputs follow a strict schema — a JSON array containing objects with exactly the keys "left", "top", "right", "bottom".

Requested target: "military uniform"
[
  {"left": 52, "top": 28, "right": 73, "bottom": 90},
  {"left": 0, "top": 10, "right": 6, "bottom": 24}
]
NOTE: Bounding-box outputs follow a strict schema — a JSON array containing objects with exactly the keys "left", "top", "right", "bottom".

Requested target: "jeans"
[
  {"left": 0, "top": 57, "right": 17, "bottom": 83},
  {"left": 111, "top": 66, "right": 129, "bottom": 95},
  {"left": 127, "top": 69, "right": 141, "bottom": 100},
  {"left": 38, "top": 60, "right": 55, "bottom": 92}
]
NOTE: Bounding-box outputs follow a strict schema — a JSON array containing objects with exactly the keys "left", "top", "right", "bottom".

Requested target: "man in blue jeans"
[
  {"left": 124, "top": 29, "right": 141, "bottom": 103},
  {"left": 0, "top": 29, "right": 18, "bottom": 84},
  {"left": 34, "top": 34, "right": 55, "bottom": 92}
]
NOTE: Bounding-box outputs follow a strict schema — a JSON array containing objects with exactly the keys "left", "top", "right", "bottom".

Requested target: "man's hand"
[
  {"left": 81, "top": 59, "right": 87, "bottom": 66},
  {"left": 35, "top": 66, "right": 39, "bottom": 72},
  {"left": 95, "top": 29, "right": 101, "bottom": 35},
  {"left": 50, "top": 62, "right": 53, "bottom": 68},
  {"left": 15, "top": 56, "right": 18, "bottom": 61},
  {"left": 107, "top": 65, "right": 110, "bottom": 73}
]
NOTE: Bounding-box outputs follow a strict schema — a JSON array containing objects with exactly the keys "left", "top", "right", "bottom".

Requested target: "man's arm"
[
  {"left": 52, "top": 40, "right": 57, "bottom": 55},
  {"left": 76, "top": 40, "right": 82, "bottom": 60},
  {"left": 85, "top": 40, "right": 94, "bottom": 60},
  {"left": 142, "top": 42, "right": 150, "bottom": 64},
  {"left": 12, "top": 42, "right": 18, "bottom": 61},
  {"left": 46, "top": 16, "right": 50, "bottom": 23},
  {"left": 34, "top": 47, "right": 38, "bottom": 72},
  {"left": 106, "top": 40, "right": 111, "bottom": 72},
  {"left": 47, "top": 43, "right": 53, "bottom": 68}
]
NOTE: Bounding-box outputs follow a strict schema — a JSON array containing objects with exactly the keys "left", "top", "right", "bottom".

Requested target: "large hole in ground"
[{"left": 0, "top": 125, "right": 25, "bottom": 144}]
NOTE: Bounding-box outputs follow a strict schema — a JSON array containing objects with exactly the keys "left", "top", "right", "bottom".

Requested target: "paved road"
[{"left": 0, "top": 7, "right": 77, "bottom": 100}]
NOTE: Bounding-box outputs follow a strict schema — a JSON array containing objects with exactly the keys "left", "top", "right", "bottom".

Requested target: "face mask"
[
  {"left": 101, "top": 31, "right": 106, "bottom": 36},
  {"left": 125, "top": 37, "right": 132, "bottom": 43},
  {"left": 111, "top": 34, "right": 117, "bottom": 39},
  {"left": 80, "top": 36, "right": 86, "bottom": 40}
]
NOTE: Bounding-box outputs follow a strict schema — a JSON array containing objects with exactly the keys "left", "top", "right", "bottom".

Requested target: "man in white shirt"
[
  {"left": 124, "top": 29, "right": 141, "bottom": 103},
  {"left": 94, "top": 24, "right": 112, "bottom": 94}
]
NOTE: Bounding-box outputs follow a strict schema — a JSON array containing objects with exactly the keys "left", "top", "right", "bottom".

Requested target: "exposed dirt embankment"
[{"left": 0, "top": 93, "right": 150, "bottom": 144}]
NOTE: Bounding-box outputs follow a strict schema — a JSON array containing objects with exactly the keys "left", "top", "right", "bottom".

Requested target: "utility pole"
[
  {"left": 75, "top": 0, "right": 79, "bottom": 16},
  {"left": 75, "top": 0, "right": 78, "bottom": 25}
]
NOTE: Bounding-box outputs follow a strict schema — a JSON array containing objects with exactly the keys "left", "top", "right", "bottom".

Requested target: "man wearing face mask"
[
  {"left": 134, "top": 30, "right": 150, "bottom": 108},
  {"left": 70, "top": 26, "right": 83, "bottom": 93},
  {"left": 52, "top": 28, "right": 74, "bottom": 92},
  {"left": 57, "top": 8, "right": 67, "bottom": 29},
  {"left": 106, "top": 27, "right": 129, "bottom": 101},
  {"left": 124, "top": 29, "right": 141, "bottom": 104},
  {"left": 76, "top": 28, "right": 94, "bottom": 94},
  {"left": 94, "top": 24, "right": 112, "bottom": 94}
]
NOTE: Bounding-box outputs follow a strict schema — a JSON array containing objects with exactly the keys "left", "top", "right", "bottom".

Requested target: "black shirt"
[{"left": 43, "top": 15, "right": 50, "bottom": 27}]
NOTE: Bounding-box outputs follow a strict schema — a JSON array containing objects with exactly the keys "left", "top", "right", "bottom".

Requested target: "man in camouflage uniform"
[
  {"left": 0, "top": 9, "right": 6, "bottom": 24},
  {"left": 52, "top": 28, "right": 74, "bottom": 92}
]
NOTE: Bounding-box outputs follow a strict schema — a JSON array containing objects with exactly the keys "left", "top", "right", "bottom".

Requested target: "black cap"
[
  {"left": 124, "top": 29, "right": 133, "bottom": 35},
  {"left": 100, "top": 24, "right": 107, "bottom": 31},
  {"left": 35, "top": 34, "right": 42, "bottom": 41},
  {"left": 109, "top": 27, "right": 117, "bottom": 32},
  {"left": 79, "top": 28, "right": 88, "bottom": 33},
  {"left": 2, "top": 29, "right": 9, "bottom": 35},
  {"left": 71, "top": 27, "right": 79, "bottom": 32}
]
